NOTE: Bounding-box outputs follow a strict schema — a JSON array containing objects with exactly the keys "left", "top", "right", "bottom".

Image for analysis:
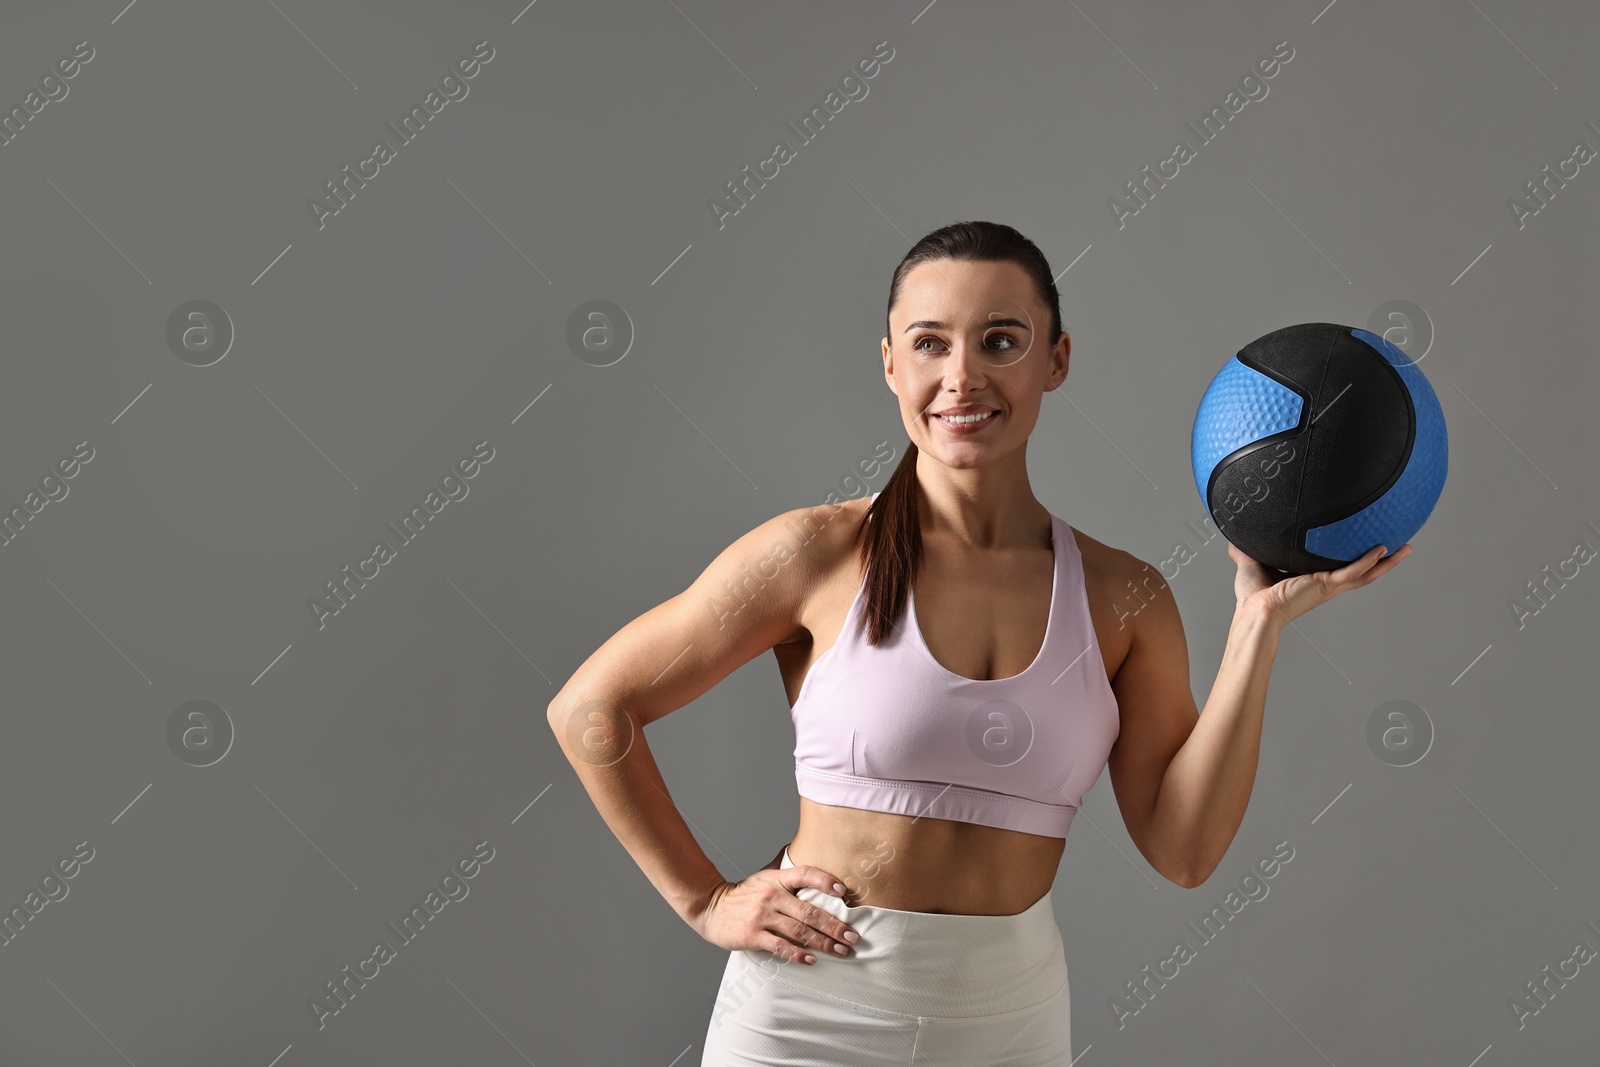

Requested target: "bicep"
[
  {"left": 1105, "top": 565, "right": 1200, "bottom": 868},
  {"left": 548, "top": 511, "right": 814, "bottom": 728}
]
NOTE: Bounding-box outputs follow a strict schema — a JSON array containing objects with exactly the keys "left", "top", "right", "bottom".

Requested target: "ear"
[
  {"left": 881, "top": 336, "right": 899, "bottom": 396},
  {"left": 1044, "top": 331, "right": 1071, "bottom": 391}
]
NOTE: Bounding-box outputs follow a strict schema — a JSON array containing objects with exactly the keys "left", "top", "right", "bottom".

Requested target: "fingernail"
[
  {"left": 833, "top": 943, "right": 849, "bottom": 956},
  {"left": 843, "top": 930, "right": 859, "bottom": 943},
  {"left": 802, "top": 953, "right": 815, "bottom": 964},
  {"left": 833, "top": 882, "right": 846, "bottom": 894}
]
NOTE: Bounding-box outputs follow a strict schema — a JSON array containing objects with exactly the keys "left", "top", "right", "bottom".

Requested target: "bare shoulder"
[
  {"left": 1068, "top": 524, "right": 1173, "bottom": 681},
  {"left": 766, "top": 494, "right": 875, "bottom": 646},
  {"left": 1068, "top": 524, "right": 1160, "bottom": 596}
]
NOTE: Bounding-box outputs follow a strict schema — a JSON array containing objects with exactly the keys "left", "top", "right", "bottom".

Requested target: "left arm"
[{"left": 1108, "top": 541, "right": 1412, "bottom": 888}]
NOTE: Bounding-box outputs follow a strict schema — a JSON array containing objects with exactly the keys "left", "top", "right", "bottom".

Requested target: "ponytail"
[{"left": 854, "top": 442, "right": 921, "bottom": 645}]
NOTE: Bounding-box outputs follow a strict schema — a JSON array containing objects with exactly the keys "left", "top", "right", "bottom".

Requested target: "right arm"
[{"left": 545, "top": 505, "right": 859, "bottom": 963}]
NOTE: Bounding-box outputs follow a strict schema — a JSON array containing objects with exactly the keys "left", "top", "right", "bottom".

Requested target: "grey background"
[{"left": 0, "top": 0, "right": 1595, "bottom": 1064}]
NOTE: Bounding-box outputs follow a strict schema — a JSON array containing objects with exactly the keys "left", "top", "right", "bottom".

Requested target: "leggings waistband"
[{"left": 738, "top": 846, "right": 1066, "bottom": 1019}]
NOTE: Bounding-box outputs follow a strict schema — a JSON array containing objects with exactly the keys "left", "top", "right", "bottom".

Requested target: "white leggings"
[{"left": 700, "top": 846, "right": 1071, "bottom": 1066}]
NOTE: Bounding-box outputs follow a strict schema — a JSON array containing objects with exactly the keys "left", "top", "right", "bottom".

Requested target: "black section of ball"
[{"left": 1207, "top": 322, "right": 1415, "bottom": 575}]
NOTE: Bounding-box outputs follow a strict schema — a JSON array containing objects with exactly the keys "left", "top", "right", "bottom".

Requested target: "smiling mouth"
[{"left": 932, "top": 410, "right": 999, "bottom": 427}]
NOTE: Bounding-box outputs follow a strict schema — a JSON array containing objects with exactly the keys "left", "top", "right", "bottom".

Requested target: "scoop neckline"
[{"left": 905, "top": 514, "right": 1060, "bottom": 684}]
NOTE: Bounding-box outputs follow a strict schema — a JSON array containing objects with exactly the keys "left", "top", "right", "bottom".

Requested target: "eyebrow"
[{"left": 904, "top": 318, "right": 1032, "bottom": 333}]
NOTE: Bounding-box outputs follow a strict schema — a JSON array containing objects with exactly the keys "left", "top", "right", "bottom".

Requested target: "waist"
[
  {"left": 739, "top": 846, "right": 1066, "bottom": 1018},
  {"left": 793, "top": 796, "right": 1065, "bottom": 913}
]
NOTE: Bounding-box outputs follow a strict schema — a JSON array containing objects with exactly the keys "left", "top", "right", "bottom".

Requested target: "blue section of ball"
[
  {"left": 1303, "top": 329, "right": 1448, "bottom": 561},
  {"left": 1190, "top": 354, "right": 1304, "bottom": 507}
]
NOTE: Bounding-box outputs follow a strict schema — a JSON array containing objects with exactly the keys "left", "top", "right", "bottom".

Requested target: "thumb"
[{"left": 782, "top": 863, "right": 847, "bottom": 897}]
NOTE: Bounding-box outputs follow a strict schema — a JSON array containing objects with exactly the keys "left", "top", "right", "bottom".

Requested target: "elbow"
[
  {"left": 545, "top": 701, "right": 587, "bottom": 769},
  {"left": 1161, "top": 845, "right": 1208, "bottom": 888},
  {"left": 1170, "top": 855, "right": 1217, "bottom": 889},
  {"left": 546, "top": 695, "right": 638, "bottom": 766},
  {"left": 546, "top": 688, "right": 588, "bottom": 730},
  {"left": 546, "top": 699, "right": 579, "bottom": 752}
]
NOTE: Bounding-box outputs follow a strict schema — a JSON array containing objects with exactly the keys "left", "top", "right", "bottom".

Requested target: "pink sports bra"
[{"left": 790, "top": 492, "right": 1121, "bottom": 839}]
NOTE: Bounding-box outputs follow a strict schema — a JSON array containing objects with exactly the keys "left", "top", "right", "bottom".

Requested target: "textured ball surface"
[{"left": 1189, "top": 322, "right": 1448, "bottom": 575}]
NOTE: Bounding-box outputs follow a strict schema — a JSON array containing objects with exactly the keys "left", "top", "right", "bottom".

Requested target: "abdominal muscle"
[{"left": 787, "top": 797, "right": 1065, "bottom": 915}]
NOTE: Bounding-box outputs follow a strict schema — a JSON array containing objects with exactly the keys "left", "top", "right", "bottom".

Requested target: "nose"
[{"left": 941, "top": 340, "right": 989, "bottom": 392}]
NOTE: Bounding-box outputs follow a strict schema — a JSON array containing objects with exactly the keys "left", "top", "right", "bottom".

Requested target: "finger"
[
  {"left": 782, "top": 897, "right": 860, "bottom": 956},
  {"left": 767, "top": 901, "right": 853, "bottom": 958},
  {"left": 784, "top": 864, "right": 847, "bottom": 898},
  {"left": 1357, "top": 543, "right": 1413, "bottom": 584},
  {"left": 758, "top": 930, "right": 816, "bottom": 965},
  {"left": 1326, "top": 544, "right": 1389, "bottom": 584},
  {"left": 762, "top": 904, "right": 845, "bottom": 960},
  {"left": 1321, "top": 544, "right": 1411, "bottom": 596},
  {"left": 770, "top": 875, "right": 859, "bottom": 956}
]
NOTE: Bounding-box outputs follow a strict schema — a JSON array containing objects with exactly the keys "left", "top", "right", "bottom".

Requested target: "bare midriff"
[{"left": 787, "top": 798, "right": 1067, "bottom": 915}]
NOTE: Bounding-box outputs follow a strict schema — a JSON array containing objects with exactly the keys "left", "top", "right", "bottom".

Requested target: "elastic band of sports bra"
[{"left": 795, "top": 764, "right": 1078, "bottom": 839}]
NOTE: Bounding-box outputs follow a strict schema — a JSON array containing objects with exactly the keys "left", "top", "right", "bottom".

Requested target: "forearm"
[
  {"left": 1152, "top": 603, "right": 1282, "bottom": 884},
  {"left": 546, "top": 697, "right": 726, "bottom": 928}
]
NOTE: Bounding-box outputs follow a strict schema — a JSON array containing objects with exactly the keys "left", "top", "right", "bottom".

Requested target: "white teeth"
[{"left": 937, "top": 411, "right": 996, "bottom": 424}]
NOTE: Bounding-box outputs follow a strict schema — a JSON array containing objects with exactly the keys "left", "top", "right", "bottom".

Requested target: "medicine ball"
[{"left": 1189, "top": 322, "right": 1448, "bottom": 575}]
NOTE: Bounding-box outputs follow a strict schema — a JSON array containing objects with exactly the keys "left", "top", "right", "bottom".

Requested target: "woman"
[{"left": 546, "top": 220, "right": 1410, "bottom": 1065}]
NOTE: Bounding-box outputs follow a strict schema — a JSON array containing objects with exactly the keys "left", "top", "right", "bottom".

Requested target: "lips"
[{"left": 932, "top": 409, "right": 999, "bottom": 428}]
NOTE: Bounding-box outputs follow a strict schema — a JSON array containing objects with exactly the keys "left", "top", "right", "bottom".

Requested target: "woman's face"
[{"left": 881, "top": 258, "right": 1069, "bottom": 470}]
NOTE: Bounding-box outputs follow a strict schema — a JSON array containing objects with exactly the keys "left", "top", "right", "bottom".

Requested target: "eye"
[{"left": 910, "top": 333, "right": 1022, "bottom": 356}]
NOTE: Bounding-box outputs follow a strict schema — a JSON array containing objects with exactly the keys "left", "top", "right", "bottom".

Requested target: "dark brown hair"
[{"left": 853, "top": 220, "right": 1063, "bottom": 645}]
